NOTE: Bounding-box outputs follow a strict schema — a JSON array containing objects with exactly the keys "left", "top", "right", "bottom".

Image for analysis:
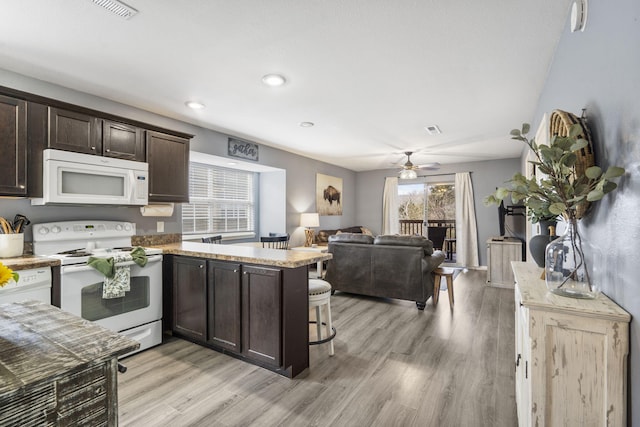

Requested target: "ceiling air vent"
[
  {"left": 91, "top": 0, "right": 138, "bottom": 19},
  {"left": 425, "top": 125, "right": 442, "bottom": 135}
]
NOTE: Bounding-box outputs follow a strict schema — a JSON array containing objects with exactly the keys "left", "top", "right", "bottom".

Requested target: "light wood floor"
[{"left": 118, "top": 269, "right": 517, "bottom": 426}]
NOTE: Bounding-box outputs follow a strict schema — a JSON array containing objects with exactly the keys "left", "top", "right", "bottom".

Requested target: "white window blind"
[{"left": 182, "top": 162, "right": 256, "bottom": 235}]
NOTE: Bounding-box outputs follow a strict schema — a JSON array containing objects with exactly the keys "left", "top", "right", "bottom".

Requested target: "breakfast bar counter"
[{"left": 157, "top": 241, "right": 332, "bottom": 268}]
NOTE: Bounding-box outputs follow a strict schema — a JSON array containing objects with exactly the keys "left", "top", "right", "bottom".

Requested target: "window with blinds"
[{"left": 182, "top": 162, "right": 256, "bottom": 235}]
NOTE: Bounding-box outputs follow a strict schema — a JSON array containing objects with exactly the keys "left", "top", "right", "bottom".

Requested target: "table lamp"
[{"left": 300, "top": 213, "right": 320, "bottom": 247}]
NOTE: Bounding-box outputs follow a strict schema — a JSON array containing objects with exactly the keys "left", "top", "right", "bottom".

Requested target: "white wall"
[{"left": 259, "top": 171, "right": 287, "bottom": 239}]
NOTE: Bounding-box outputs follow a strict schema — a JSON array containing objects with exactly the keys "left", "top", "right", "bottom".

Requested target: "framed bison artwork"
[{"left": 316, "top": 173, "right": 343, "bottom": 216}]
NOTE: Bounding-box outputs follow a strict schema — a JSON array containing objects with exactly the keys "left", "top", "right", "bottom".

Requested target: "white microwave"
[{"left": 31, "top": 149, "right": 149, "bottom": 206}]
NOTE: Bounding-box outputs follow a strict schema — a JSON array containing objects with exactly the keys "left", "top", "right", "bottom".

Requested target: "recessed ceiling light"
[
  {"left": 299, "top": 122, "right": 314, "bottom": 127},
  {"left": 185, "top": 101, "right": 205, "bottom": 109},
  {"left": 262, "top": 74, "right": 286, "bottom": 87},
  {"left": 424, "top": 125, "right": 442, "bottom": 135}
]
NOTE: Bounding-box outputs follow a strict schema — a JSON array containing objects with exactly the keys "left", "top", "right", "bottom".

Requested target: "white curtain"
[
  {"left": 382, "top": 177, "right": 399, "bottom": 235},
  {"left": 455, "top": 172, "right": 479, "bottom": 267}
]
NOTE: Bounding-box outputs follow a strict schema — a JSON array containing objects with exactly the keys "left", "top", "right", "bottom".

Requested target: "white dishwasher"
[{"left": 0, "top": 267, "right": 52, "bottom": 304}]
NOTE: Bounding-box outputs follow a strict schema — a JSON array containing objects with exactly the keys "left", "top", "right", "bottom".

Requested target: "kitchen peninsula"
[{"left": 159, "top": 242, "right": 332, "bottom": 378}]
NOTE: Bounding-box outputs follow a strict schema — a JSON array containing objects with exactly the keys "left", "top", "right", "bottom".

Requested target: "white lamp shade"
[{"left": 300, "top": 212, "right": 320, "bottom": 227}]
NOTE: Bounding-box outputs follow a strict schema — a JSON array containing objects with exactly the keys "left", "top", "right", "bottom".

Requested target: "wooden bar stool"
[
  {"left": 308, "top": 278, "right": 336, "bottom": 356},
  {"left": 433, "top": 267, "right": 455, "bottom": 308}
]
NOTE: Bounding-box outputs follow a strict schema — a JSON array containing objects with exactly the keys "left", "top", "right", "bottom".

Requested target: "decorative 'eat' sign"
[{"left": 228, "top": 138, "right": 259, "bottom": 161}]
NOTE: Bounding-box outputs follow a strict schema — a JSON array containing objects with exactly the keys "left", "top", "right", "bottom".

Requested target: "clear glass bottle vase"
[{"left": 544, "top": 219, "right": 598, "bottom": 299}]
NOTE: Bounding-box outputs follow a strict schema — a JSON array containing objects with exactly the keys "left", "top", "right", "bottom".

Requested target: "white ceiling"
[{"left": 0, "top": 0, "right": 573, "bottom": 172}]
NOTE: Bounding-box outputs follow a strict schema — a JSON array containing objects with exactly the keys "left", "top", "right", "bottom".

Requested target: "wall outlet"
[{"left": 157, "top": 221, "right": 164, "bottom": 233}]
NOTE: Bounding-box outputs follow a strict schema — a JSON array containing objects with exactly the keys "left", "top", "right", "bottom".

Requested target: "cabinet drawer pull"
[{"left": 516, "top": 353, "right": 521, "bottom": 367}]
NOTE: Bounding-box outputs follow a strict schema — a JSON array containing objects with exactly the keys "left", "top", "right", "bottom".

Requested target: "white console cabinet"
[
  {"left": 512, "top": 262, "right": 630, "bottom": 427},
  {"left": 486, "top": 237, "right": 522, "bottom": 288}
]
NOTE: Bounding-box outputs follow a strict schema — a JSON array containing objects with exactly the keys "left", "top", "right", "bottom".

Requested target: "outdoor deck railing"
[{"left": 399, "top": 219, "right": 456, "bottom": 239}]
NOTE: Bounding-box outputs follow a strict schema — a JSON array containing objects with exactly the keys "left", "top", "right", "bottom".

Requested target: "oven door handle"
[{"left": 61, "top": 254, "right": 163, "bottom": 274}]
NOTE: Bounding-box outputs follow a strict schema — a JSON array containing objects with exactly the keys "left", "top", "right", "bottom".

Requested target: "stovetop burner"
[
  {"left": 58, "top": 248, "right": 93, "bottom": 257},
  {"left": 56, "top": 246, "right": 136, "bottom": 258},
  {"left": 67, "top": 252, "right": 93, "bottom": 258}
]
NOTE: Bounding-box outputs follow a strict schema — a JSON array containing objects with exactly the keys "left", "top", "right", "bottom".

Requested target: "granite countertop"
[
  {"left": 0, "top": 255, "right": 60, "bottom": 271},
  {"left": 157, "top": 242, "right": 332, "bottom": 268},
  {"left": 0, "top": 238, "right": 332, "bottom": 270},
  {"left": 0, "top": 301, "right": 139, "bottom": 398}
]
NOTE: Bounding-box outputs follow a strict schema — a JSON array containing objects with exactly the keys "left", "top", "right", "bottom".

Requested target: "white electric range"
[{"left": 32, "top": 220, "right": 163, "bottom": 356}]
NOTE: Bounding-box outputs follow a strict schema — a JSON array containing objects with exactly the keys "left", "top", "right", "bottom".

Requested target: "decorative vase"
[
  {"left": 529, "top": 220, "right": 557, "bottom": 268},
  {"left": 545, "top": 219, "right": 598, "bottom": 299}
]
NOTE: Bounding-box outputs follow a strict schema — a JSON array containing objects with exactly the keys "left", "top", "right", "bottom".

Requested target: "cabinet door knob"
[
  {"left": 106, "top": 148, "right": 111, "bottom": 152},
  {"left": 233, "top": 269, "right": 238, "bottom": 273},
  {"left": 91, "top": 146, "right": 96, "bottom": 150},
  {"left": 199, "top": 264, "right": 204, "bottom": 269}
]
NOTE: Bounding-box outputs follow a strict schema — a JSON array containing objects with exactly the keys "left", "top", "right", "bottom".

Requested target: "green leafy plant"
[
  {"left": 485, "top": 123, "right": 625, "bottom": 223},
  {"left": 485, "top": 122, "right": 625, "bottom": 295}
]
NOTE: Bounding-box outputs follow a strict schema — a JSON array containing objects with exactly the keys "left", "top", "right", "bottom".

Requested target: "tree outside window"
[{"left": 398, "top": 183, "right": 455, "bottom": 221}]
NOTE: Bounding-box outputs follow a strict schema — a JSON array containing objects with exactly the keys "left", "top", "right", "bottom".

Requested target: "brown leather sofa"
[
  {"left": 324, "top": 233, "right": 446, "bottom": 309},
  {"left": 314, "top": 226, "right": 367, "bottom": 246}
]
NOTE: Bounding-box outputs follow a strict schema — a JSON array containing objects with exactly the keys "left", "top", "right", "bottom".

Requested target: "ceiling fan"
[{"left": 398, "top": 151, "right": 440, "bottom": 179}]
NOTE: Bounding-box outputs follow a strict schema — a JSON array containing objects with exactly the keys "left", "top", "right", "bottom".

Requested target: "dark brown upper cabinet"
[
  {"left": 48, "top": 109, "right": 145, "bottom": 161},
  {"left": 48, "top": 107, "right": 102, "bottom": 155},
  {"left": 0, "top": 95, "right": 27, "bottom": 196},
  {"left": 146, "top": 130, "right": 190, "bottom": 203},
  {"left": 1, "top": 85, "right": 193, "bottom": 201},
  {"left": 102, "top": 119, "right": 145, "bottom": 161}
]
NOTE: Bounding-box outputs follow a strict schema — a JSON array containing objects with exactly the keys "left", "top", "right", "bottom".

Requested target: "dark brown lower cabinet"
[
  {"left": 172, "top": 256, "right": 207, "bottom": 341},
  {"left": 242, "top": 265, "right": 282, "bottom": 367},
  {"left": 170, "top": 255, "right": 309, "bottom": 378},
  {"left": 207, "top": 261, "right": 242, "bottom": 352}
]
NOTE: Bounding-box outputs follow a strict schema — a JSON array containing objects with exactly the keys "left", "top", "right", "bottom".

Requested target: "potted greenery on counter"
[{"left": 486, "top": 122, "right": 625, "bottom": 298}]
